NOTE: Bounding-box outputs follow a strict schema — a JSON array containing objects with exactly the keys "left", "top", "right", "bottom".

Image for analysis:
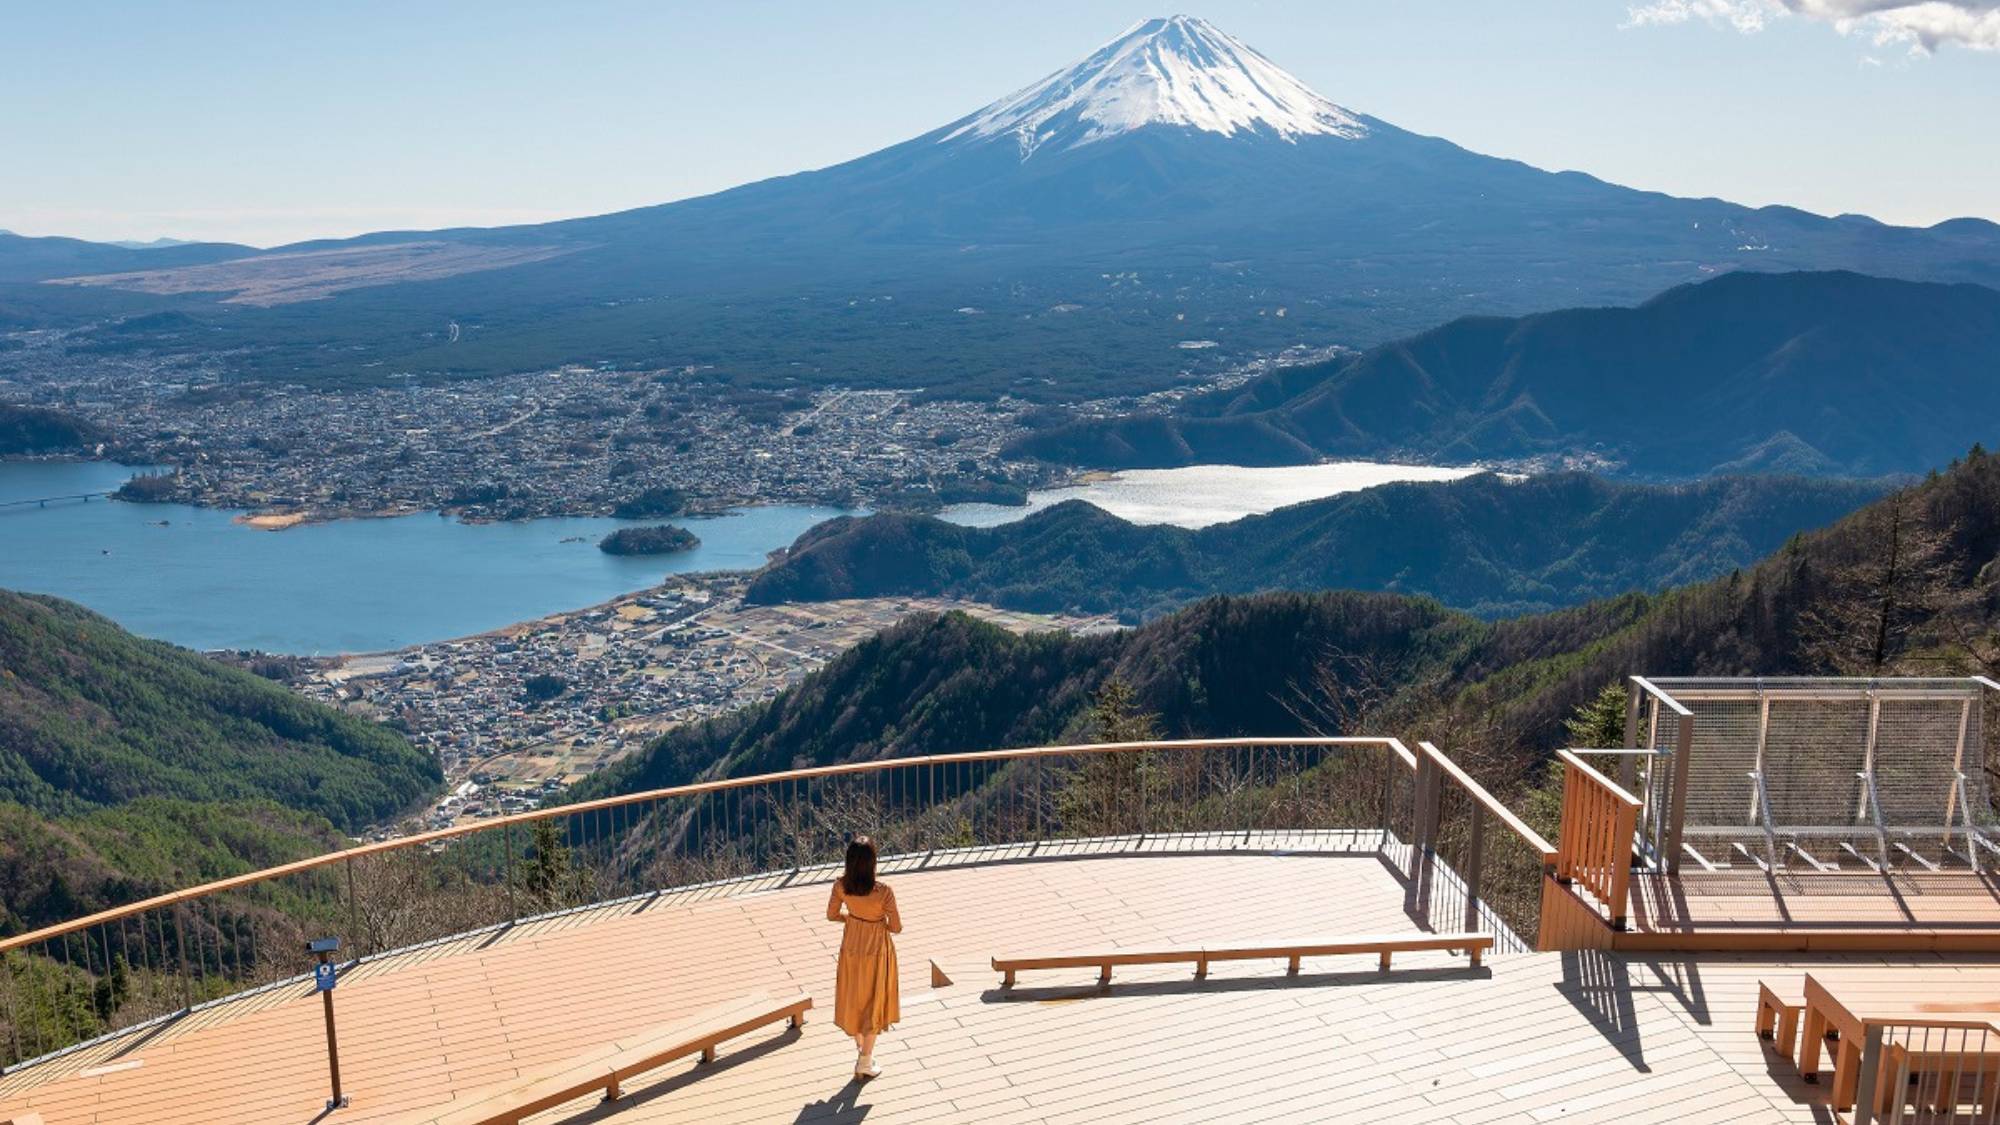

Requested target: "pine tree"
[
  {"left": 1564, "top": 683, "right": 1628, "bottom": 749},
  {"left": 518, "top": 819, "right": 595, "bottom": 912}
]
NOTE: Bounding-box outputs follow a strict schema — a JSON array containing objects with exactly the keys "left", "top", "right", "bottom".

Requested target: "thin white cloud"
[
  {"left": 1625, "top": 0, "right": 1771, "bottom": 32},
  {"left": 1626, "top": 0, "right": 2000, "bottom": 52}
]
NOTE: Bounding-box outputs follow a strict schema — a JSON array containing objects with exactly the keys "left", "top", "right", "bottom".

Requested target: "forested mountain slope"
[
  {"left": 746, "top": 472, "right": 1886, "bottom": 619},
  {"left": 0, "top": 589, "right": 439, "bottom": 934},
  {"left": 1011, "top": 271, "right": 2000, "bottom": 476},
  {"left": 584, "top": 446, "right": 2000, "bottom": 802},
  {"left": 0, "top": 589, "right": 438, "bottom": 828}
]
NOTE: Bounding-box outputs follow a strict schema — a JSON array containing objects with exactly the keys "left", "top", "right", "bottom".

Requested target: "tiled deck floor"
[
  {"left": 1628, "top": 868, "right": 2000, "bottom": 935},
  {"left": 6, "top": 836, "right": 1999, "bottom": 1124}
]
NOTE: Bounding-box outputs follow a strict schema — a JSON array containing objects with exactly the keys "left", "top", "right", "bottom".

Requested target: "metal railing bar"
[{"left": 1629, "top": 676, "right": 1695, "bottom": 717}]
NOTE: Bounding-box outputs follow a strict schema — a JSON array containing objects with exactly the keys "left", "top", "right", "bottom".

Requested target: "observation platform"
[
  {"left": 3, "top": 836, "right": 1980, "bottom": 1125},
  {"left": 6, "top": 710, "right": 2000, "bottom": 1124}
]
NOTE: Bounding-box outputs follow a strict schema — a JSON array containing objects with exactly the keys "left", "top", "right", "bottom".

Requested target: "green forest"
[
  {"left": 586, "top": 446, "right": 2000, "bottom": 813},
  {"left": 746, "top": 472, "right": 1885, "bottom": 620},
  {"left": 0, "top": 590, "right": 439, "bottom": 934}
]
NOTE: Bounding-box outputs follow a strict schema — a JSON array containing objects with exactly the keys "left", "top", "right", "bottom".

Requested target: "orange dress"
[{"left": 827, "top": 880, "right": 901, "bottom": 1036}]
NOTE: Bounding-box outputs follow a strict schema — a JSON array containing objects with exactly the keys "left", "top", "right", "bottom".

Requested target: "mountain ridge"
[
  {"left": 13, "top": 18, "right": 2000, "bottom": 396},
  {"left": 1010, "top": 270, "right": 2000, "bottom": 475},
  {"left": 745, "top": 472, "right": 1888, "bottom": 619}
]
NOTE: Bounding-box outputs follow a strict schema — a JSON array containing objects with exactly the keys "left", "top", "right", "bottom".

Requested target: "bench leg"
[
  {"left": 1003, "top": 969, "right": 1016, "bottom": 989},
  {"left": 1800, "top": 1007, "right": 1826, "bottom": 1081},
  {"left": 700, "top": 1045, "right": 717, "bottom": 1064},
  {"left": 790, "top": 1011, "right": 804, "bottom": 1029},
  {"left": 1775, "top": 1007, "right": 1800, "bottom": 1062},
  {"left": 1755, "top": 996, "right": 1777, "bottom": 1039},
  {"left": 1378, "top": 951, "right": 1392, "bottom": 972},
  {"left": 1195, "top": 956, "right": 1208, "bottom": 981},
  {"left": 1832, "top": 1038, "right": 1862, "bottom": 1111},
  {"left": 1098, "top": 965, "right": 1113, "bottom": 987},
  {"left": 1287, "top": 955, "right": 1300, "bottom": 976},
  {"left": 1469, "top": 947, "right": 1483, "bottom": 969},
  {"left": 604, "top": 1077, "right": 623, "bottom": 1103}
]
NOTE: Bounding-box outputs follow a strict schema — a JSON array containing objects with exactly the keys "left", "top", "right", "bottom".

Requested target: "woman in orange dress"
[{"left": 826, "top": 834, "right": 901, "bottom": 1079}]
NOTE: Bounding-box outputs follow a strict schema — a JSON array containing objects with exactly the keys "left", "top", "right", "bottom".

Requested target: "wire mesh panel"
[
  {"left": 1639, "top": 678, "right": 1998, "bottom": 873},
  {"left": 1764, "top": 697, "right": 1871, "bottom": 829},
  {"left": 1674, "top": 698, "right": 1763, "bottom": 840}
]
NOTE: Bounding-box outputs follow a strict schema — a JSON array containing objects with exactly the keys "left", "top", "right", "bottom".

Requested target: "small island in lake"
[{"left": 598, "top": 524, "right": 701, "bottom": 556}]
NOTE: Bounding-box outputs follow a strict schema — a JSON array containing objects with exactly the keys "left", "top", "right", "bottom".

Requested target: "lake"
[
  {"left": 941, "top": 461, "right": 1483, "bottom": 529},
  {"left": 0, "top": 461, "right": 852, "bottom": 654}
]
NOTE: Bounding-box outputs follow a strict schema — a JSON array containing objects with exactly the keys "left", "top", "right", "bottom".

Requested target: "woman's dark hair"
[{"left": 843, "top": 835, "right": 878, "bottom": 896}]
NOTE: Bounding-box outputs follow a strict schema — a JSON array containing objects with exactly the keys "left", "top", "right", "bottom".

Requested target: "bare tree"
[{"left": 1801, "top": 490, "right": 1963, "bottom": 675}]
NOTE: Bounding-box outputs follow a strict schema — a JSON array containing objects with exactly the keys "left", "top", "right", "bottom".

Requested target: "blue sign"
[{"left": 315, "top": 961, "right": 337, "bottom": 993}]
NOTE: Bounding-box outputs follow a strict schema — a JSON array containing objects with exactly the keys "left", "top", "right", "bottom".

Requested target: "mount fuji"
[{"left": 15, "top": 15, "right": 2000, "bottom": 397}]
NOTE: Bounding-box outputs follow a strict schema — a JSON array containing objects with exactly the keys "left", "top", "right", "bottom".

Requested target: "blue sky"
[{"left": 4, "top": 0, "right": 1996, "bottom": 246}]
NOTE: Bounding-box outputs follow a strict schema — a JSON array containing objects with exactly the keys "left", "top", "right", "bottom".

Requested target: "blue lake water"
[
  {"left": 941, "top": 461, "right": 1483, "bottom": 529},
  {"left": 0, "top": 461, "right": 851, "bottom": 654}
]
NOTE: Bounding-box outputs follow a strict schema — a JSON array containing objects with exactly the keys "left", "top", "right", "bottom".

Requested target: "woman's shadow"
[{"left": 794, "top": 1077, "right": 872, "bottom": 1123}]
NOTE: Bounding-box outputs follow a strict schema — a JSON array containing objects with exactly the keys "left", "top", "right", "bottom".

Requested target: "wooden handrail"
[
  {"left": 1555, "top": 750, "right": 1643, "bottom": 809},
  {"left": 0, "top": 735, "right": 1408, "bottom": 955},
  {"left": 1416, "top": 741, "right": 1557, "bottom": 861}
]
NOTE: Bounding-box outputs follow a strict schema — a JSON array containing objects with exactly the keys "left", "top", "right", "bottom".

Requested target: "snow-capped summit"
[{"left": 941, "top": 15, "right": 1367, "bottom": 160}]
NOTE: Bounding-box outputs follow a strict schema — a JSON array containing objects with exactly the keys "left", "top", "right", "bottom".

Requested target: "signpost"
[{"left": 308, "top": 937, "right": 349, "bottom": 1111}]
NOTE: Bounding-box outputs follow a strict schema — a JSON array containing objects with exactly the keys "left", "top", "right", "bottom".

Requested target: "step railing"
[
  {"left": 2, "top": 735, "right": 1458, "bottom": 1072},
  {"left": 1553, "top": 750, "right": 1642, "bottom": 931}
]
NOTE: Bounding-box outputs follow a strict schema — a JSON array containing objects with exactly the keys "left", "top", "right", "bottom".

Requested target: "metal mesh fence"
[{"left": 1638, "top": 678, "right": 1996, "bottom": 872}]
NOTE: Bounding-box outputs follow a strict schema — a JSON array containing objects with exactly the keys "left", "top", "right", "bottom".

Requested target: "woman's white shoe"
[{"left": 855, "top": 1054, "right": 881, "bottom": 1079}]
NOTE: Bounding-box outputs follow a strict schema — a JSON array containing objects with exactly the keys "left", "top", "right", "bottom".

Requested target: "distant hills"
[
  {"left": 0, "top": 403, "right": 101, "bottom": 455},
  {"left": 1012, "top": 271, "right": 2000, "bottom": 476},
  {"left": 0, "top": 229, "right": 251, "bottom": 284},
  {"left": 0, "top": 589, "right": 439, "bottom": 932},
  {"left": 8, "top": 18, "right": 2000, "bottom": 397},
  {"left": 582, "top": 446, "right": 2000, "bottom": 803},
  {"left": 747, "top": 472, "right": 1887, "bottom": 619}
]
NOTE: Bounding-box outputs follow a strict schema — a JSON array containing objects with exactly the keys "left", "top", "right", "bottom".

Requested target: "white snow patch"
[{"left": 941, "top": 15, "right": 1367, "bottom": 159}]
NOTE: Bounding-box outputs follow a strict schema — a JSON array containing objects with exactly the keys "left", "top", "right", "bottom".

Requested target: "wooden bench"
[
  {"left": 408, "top": 991, "right": 810, "bottom": 1125},
  {"left": 993, "top": 933, "right": 1493, "bottom": 988},
  {"left": 1755, "top": 979, "right": 1806, "bottom": 1062}
]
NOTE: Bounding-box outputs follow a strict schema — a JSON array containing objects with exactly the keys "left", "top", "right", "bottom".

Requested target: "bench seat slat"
[
  {"left": 413, "top": 991, "right": 810, "bottom": 1125},
  {"left": 994, "top": 933, "right": 1493, "bottom": 987}
]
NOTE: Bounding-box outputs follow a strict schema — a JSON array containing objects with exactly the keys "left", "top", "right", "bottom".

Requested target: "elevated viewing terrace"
[{"left": 3, "top": 679, "right": 1999, "bottom": 1124}]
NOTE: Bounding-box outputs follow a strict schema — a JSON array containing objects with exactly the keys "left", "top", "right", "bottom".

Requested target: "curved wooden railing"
[
  {"left": 1554, "top": 749, "right": 1643, "bottom": 930},
  {"left": 1, "top": 737, "right": 1385, "bottom": 956},
  {"left": 3, "top": 736, "right": 1451, "bottom": 1070}
]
